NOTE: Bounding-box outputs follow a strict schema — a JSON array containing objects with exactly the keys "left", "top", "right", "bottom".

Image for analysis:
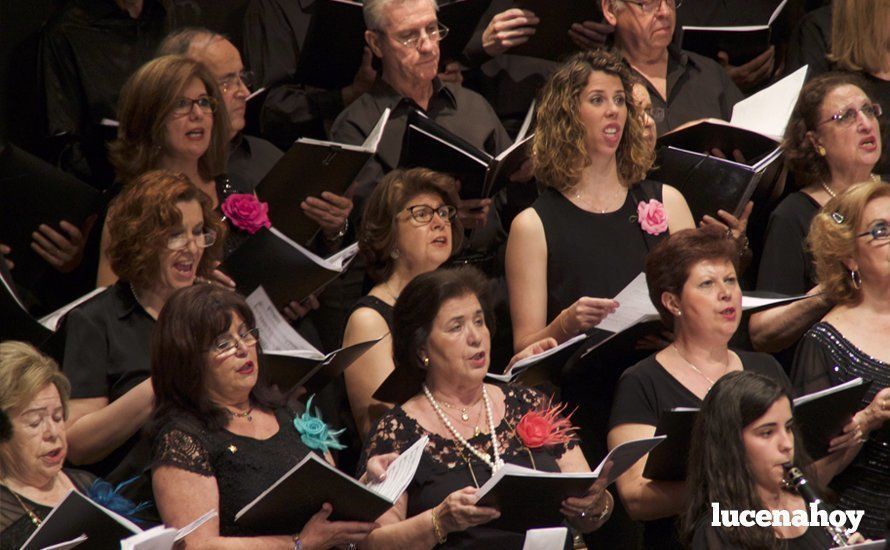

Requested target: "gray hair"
[
  {"left": 363, "top": 0, "right": 438, "bottom": 31},
  {"left": 156, "top": 27, "right": 224, "bottom": 57}
]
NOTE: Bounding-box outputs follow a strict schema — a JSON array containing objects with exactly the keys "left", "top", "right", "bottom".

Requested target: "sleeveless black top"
[
  {"left": 348, "top": 295, "right": 394, "bottom": 333},
  {"left": 531, "top": 181, "right": 666, "bottom": 322}
]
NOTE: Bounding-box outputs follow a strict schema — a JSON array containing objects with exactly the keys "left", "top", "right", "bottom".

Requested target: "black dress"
[
  {"left": 791, "top": 322, "right": 890, "bottom": 539},
  {"left": 0, "top": 469, "right": 97, "bottom": 550},
  {"left": 152, "top": 406, "right": 314, "bottom": 536},
  {"left": 359, "top": 385, "right": 576, "bottom": 549},
  {"left": 609, "top": 350, "right": 791, "bottom": 549},
  {"left": 690, "top": 513, "right": 834, "bottom": 549},
  {"left": 348, "top": 295, "right": 394, "bottom": 333}
]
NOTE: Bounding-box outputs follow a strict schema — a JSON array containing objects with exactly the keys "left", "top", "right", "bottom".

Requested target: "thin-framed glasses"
[
  {"left": 210, "top": 327, "right": 260, "bottom": 357},
  {"left": 622, "top": 0, "right": 682, "bottom": 13},
  {"left": 403, "top": 204, "right": 457, "bottom": 225},
  {"left": 857, "top": 222, "right": 890, "bottom": 241},
  {"left": 819, "top": 103, "right": 882, "bottom": 127},
  {"left": 218, "top": 71, "right": 255, "bottom": 94},
  {"left": 166, "top": 229, "right": 217, "bottom": 251},
  {"left": 380, "top": 23, "right": 449, "bottom": 50},
  {"left": 171, "top": 95, "right": 218, "bottom": 117}
]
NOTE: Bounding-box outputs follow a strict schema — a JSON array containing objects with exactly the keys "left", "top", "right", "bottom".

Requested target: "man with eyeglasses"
[{"left": 602, "top": 0, "right": 744, "bottom": 135}]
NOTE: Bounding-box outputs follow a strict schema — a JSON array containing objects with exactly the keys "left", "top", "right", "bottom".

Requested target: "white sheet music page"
[
  {"left": 730, "top": 65, "right": 807, "bottom": 141},
  {"left": 522, "top": 527, "right": 568, "bottom": 550},
  {"left": 596, "top": 273, "right": 659, "bottom": 333},
  {"left": 246, "top": 286, "right": 323, "bottom": 358},
  {"left": 365, "top": 435, "right": 429, "bottom": 502}
]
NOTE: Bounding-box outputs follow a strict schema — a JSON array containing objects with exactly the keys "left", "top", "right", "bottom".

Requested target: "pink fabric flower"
[
  {"left": 221, "top": 194, "right": 271, "bottom": 234},
  {"left": 637, "top": 199, "right": 668, "bottom": 235},
  {"left": 516, "top": 399, "right": 579, "bottom": 449}
]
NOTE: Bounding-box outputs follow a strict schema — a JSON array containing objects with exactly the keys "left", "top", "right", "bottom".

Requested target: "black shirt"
[
  {"left": 226, "top": 133, "right": 283, "bottom": 193},
  {"left": 242, "top": 0, "right": 346, "bottom": 148},
  {"left": 689, "top": 512, "right": 834, "bottom": 549},
  {"left": 631, "top": 44, "right": 745, "bottom": 136},
  {"left": 785, "top": 5, "right": 832, "bottom": 79},
  {"left": 756, "top": 191, "right": 820, "bottom": 296}
]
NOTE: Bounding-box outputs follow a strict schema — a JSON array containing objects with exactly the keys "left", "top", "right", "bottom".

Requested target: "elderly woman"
[
  {"left": 682, "top": 371, "right": 862, "bottom": 549},
  {"left": 97, "top": 55, "right": 232, "bottom": 286},
  {"left": 60, "top": 170, "right": 223, "bottom": 495},
  {"left": 607, "top": 226, "right": 790, "bottom": 550},
  {"left": 791, "top": 181, "right": 890, "bottom": 538},
  {"left": 151, "top": 285, "right": 385, "bottom": 548},
  {"left": 0, "top": 342, "right": 96, "bottom": 548},
  {"left": 343, "top": 168, "right": 463, "bottom": 439},
  {"left": 751, "top": 72, "right": 884, "bottom": 358},
  {"left": 359, "top": 267, "right": 612, "bottom": 549}
]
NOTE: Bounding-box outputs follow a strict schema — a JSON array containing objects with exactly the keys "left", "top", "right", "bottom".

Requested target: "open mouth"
[
  {"left": 236, "top": 361, "right": 255, "bottom": 375},
  {"left": 431, "top": 236, "right": 448, "bottom": 245},
  {"left": 42, "top": 447, "right": 64, "bottom": 463},
  {"left": 174, "top": 260, "right": 195, "bottom": 275},
  {"left": 468, "top": 351, "right": 486, "bottom": 366},
  {"left": 603, "top": 124, "right": 622, "bottom": 143},
  {"left": 720, "top": 307, "right": 736, "bottom": 318},
  {"left": 860, "top": 136, "right": 878, "bottom": 151},
  {"left": 186, "top": 128, "right": 206, "bottom": 140}
]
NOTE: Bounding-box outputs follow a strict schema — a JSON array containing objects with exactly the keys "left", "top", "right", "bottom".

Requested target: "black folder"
[
  {"left": 680, "top": 0, "right": 789, "bottom": 66},
  {"left": 0, "top": 250, "right": 53, "bottom": 345},
  {"left": 794, "top": 378, "right": 872, "bottom": 461},
  {"left": 262, "top": 337, "right": 382, "bottom": 396},
  {"left": 506, "top": 0, "right": 602, "bottom": 61},
  {"left": 220, "top": 228, "right": 355, "bottom": 310},
  {"left": 436, "top": 0, "right": 491, "bottom": 65},
  {"left": 20, "top": 489, "right": 141, "bottom": 550},
  {"left": 400, "top": 109, "right": 532, "bottom": 199},
  {"left": 642, "top": 408, "right": 698, "bottom": 482},
  {"left": 235, "top": 453, "right": 394, "bottom": 534}
]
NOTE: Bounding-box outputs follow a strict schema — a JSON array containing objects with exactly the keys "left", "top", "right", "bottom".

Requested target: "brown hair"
[
  {"left": 828, "top": 0, "right": 890, "bottom": 75},
  {"left": 782, "top": 72, "right": 873, "bottom": 186},
  {"left": 109, "top": 55, "right": 230, "bottom": 184},
  {"left": 808, "top": 180, "right": 890, "bottom": 306},
  {"left": 645, "top": 226, "right": 741, "bottom": 329},
  {"left": 106, "top": 170, "right": 225, "bottom": 289},
  {"left": 359, "top": 167, "right": 464, "bottom": 283},
  {"left": 534, "top": 48, "right": 654, "bottom": 192}
]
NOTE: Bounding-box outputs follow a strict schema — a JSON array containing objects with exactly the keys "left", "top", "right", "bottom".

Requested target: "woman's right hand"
[
  {"left": 435, "top": 487, "right": 501, "bottom": 535},
  {"left": 560, "top": 297, "right": 619, "bottom": 335},
  {"left": 299, "top": 503, "right": 378, "bottom": 550}
]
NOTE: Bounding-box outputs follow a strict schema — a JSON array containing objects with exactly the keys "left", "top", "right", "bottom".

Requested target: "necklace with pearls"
[{"left": 423, "top": 384, "right": 504, "bottom": 472}]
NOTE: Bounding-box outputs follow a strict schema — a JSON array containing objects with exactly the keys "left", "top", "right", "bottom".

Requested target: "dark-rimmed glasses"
[
  {"left": 219, "top": 71, "right": 255, "bottom": 94},
  {"left": 857, "top": 222, "right": 890, "bottom": 241},
  {"left": 403, "top": 204, "right": 457, "bottom": 225},
  {"left": 210, "top": 327, "right": 259, "bottom": 356},
  {"left": 622, "top": 0, "right": 682, "bottom": 13},
  {"left": 819, "top": 103, "right": 882, "bottom": 127},
  {"left": 166, "top": 230, "right": 217, "bottom": 251},
  {"left": 171, "top": 95, "right": 218, "bottom": 117},
  {"left": 378, "top": 23, "right": 449, "bottom": 50}
]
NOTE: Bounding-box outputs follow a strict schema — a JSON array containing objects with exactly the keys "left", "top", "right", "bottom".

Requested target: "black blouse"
[
  {"left": 348, "top": 295, "right": 394, "bottom": 333},
  {"left": 756, "top": 192, "right": 821, "bottom": 296},
  {"left": 359, "top": 385, "right": 576, "bottom": 549}
]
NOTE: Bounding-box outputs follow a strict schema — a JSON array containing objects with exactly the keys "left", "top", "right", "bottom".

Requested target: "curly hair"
[
  {"left": 109, "top": 55, "right": 230, "bottom": 184},
  {"left": 808, "top": 180, "right": 890, "bottom": 305},
  {"left": 682, "top": 371, "right": 812, "bottom": 549},
  {"left": 534, "top": 48, "right": 654, "bottom": 192},
  {"left": 359, "top": 167, "right": 464, "bottom": 283},
  {"left": 781, "top": 72, "right": 873, "bottom": 187},
  {"left": 645, "top": 226, "right": 741, "bottom": 329},
  {"left": 105, "top": 170, "right": 225, "bottom": 289}
]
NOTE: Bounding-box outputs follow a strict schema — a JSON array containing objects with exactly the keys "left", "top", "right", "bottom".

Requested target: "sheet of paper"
[
  {"left": 487, "top": 334, "right": 587, "bottom": 382},
  {"left": 175, "top": 509, "right": 218, "bottom": 542},
  {"left": 41, "top": 534, "right": 88, "bottom": 550},
  {"left": 246, "top": 286, "right": 322, "bottom": 356},
  {"left": 326, "top": 242, "right": 360, "bottom": 269},
  {"left": 593, "top": 436, "right": 666, "bottom": 484},
  {"left": 793, "top": 377, "right": 864, "bottom": 406},
  {"left": 120, "top": 526, "right": 177, "bottom": 550},
  {"left": 522, "top": 527, "right": 569, "bottom": 550},
  {"left": 365, "top": 435, "right": 429, "bottom": 502},
  {"left": 38, "top": 287, "right": 106, "bottom": 331},
  {"left": 596, "top": 273, "right": 659, "bottom": 333},
  {"left": 730, "top": 65, "right": 807, "bottom": 141}
]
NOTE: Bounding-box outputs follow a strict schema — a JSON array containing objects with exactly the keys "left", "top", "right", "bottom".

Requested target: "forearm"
[
  {"left": 66, "top": 381, "right": 153, "bottom": 464},
  {"left": 183, "top": 536, "right": 293, "bottom": 550},
  {"left": 618, "top": 480, "right": 686, "bottom": 522},
  {"left": 515, "top": 309, "right": 575, "bottom": 352},
  {"left": 749, "top": 291, "right": 831, "bottom": 352},
  {"left": 363, "top": 509, "right": 439, "bottom": 550}
]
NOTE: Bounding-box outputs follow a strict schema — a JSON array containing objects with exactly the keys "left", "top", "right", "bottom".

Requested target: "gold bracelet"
[
  {"left": 559, "top": 310, "right": 575, "bottom": 337},
  {"left": 431, "top": 508, "right": 447, "bottom": 545},
  {"left": 593, "top": 492, "right": 613, "bottom": 522}
]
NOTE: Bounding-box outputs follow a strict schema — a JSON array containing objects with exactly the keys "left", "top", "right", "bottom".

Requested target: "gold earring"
[
  {"left": 817, "top": 146, "right": 826, "bottom": 156},
  {"left": 422, "top": 356, "right": 430, "bottom": 367}
]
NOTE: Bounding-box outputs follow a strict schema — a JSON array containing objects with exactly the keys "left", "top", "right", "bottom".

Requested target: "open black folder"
[
  {"left": 506, "top": 0, "right": 602, "bottom": 62},
  {"left": 475, "top": 436, "right": 664, "bottom": 532},
  {"left": 681, "top": 0, "right": 789, "bottom": 65},
  {"left": 256, "top": 109, "right": 390, "bottom": 245},
  {"left": 400, "top": 105, "right": 533, "bottom": 200},
  {"left": 220, "top": 228, "right": 359, "bottom": 310},
  {"left": 246, "top": 286, "right": 383, "bottom": 396},
  {"left": 20, "top": 489, "right": 141, "bottom": 550}
]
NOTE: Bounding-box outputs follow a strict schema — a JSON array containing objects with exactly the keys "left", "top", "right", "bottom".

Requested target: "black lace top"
[
  {"left": 359, "top": 385, "right": 576, "bottom": 549},
  {"left": 792, "top": 322, "right": 890, "bottom": 539},
  {"left": 0, "top": 469, "right": 96, "bottom": 550},
  {"left": 152, "top": 406, "right": 313, "bottom": 536}
]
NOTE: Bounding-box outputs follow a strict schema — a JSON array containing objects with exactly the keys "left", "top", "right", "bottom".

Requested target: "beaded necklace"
[{"left": 423, "top": 384, "right": 504, "bottom": 472}]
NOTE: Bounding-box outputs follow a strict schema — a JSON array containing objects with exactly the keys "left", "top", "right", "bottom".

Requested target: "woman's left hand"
[
  {"left": 507, "top": 337, "right": 558, "bottom": 370},
  {"left": 700, "top": 201, "right": 753, "bottom": 240},
  {"left": 361, "top": 452, "right": 400, "bottom": 484},
  {"left": 561, "top": 462, "right": 612, "bottom": 529}
]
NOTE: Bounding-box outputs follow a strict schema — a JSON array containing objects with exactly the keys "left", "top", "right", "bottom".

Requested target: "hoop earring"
[{"left": 850, "top": 269, "right": 862, "bottom": 290}]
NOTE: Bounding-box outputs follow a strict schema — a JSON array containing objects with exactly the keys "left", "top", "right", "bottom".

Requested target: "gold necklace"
[
  {"left": 572, "top": 186, "right": 623, "bottom": 214},
  {"left": 672, "top": 344, "right": 729, "bottom": 389},
  {"left": 4, "top": 485, "right": 43, "bottom": 526}
]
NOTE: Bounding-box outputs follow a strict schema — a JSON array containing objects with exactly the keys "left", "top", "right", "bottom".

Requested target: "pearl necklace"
[
  {"left": 423, "top": 384, "right": 504, "bottom": 472},
  {"left": 820, "top": 181, "right": 837, "bottom": 199},
  {"left": 672, "top": 344, "right": 728, "bottom": 389}
]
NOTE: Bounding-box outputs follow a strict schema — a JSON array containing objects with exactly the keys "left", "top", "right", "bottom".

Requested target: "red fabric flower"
[
  {"left": 637, "top": 199, "right": 668, "bottom": 235},
  {"left": 516, "top": 399, "right": 579, "bottom": 449},
  {"left": 221, "top": 194, "right": 271, "bottom": 234}
]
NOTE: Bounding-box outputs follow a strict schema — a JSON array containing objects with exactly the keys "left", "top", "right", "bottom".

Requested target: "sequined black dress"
[{"left": 792, "top": 322, "right": 890, "bottom": 538}]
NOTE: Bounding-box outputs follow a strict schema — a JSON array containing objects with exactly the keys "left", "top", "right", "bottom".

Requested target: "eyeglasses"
[
  {"left": 218, "top": 71, "right": 255, "bottom": 94},
  {"left": 819, "top": 103, "right": 882, "bottom": 127},
  {"left": 857, "top": 222, "right": 890, "bottom": 241},
  {"left": 166, "top": 230, "right": 217, "bottom": 251},
  {"left": 171, "top": 95, "right": 218, "bottom": 117},
  {"left": 621, "top": 0, "right": 681, "bottom": 13},
  {"left": 210, "top": 327, "right": 259, "bottom": 356},
  {"left": 379, "top": 23, "right": 449, "bottom": 50},
  {"left": 403, "top": 204, "right": 457, "bottom": 225}
]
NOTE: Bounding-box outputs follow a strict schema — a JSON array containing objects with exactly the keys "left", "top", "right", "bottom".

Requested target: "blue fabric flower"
[
  {"left": 293, "top": 395, "right": 346, "bottom": 453},
  {"left": 87, "top": 476, "right": 150, "bottom": 521}
]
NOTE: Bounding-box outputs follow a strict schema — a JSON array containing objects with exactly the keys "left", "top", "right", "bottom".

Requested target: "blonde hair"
[
  {"left": 534, "top": 49, "right": 654, "bottom": 192},
  {"left": 829, "top": 0, "right": 890, "bottom": 74},
  {"left": 808, "top": 180, "right": 890, "bottom": 305}
]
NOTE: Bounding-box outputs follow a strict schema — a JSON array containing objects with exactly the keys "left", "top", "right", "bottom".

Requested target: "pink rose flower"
[
  {"left": 637, "top": 199, "right": 668, "bottom": 235},
  {"left": 221, "top": 194, "right": 271, "bottom": 235}
]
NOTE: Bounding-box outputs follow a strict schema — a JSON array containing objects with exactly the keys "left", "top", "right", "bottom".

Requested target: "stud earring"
[
  {"left": 390, "top": 248, "right": 400, "bottom": 259},
  {"left": 817, "top": 146, "right": 826, "bottom": 156},
  {"left": 422, "top": 356, "right": 430, "bottom": 368}
]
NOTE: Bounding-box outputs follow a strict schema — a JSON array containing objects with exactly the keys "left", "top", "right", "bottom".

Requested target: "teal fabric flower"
[
  {"left": 293, "top": 395, "right": 346, "bottom": 452},
  {"left": 87, "top": 476, "right": 150, "bottom": 522}
]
